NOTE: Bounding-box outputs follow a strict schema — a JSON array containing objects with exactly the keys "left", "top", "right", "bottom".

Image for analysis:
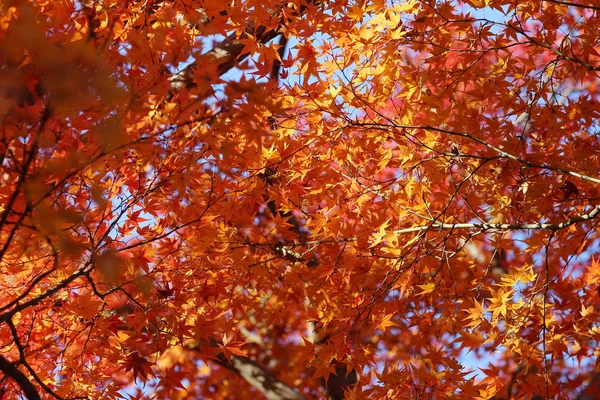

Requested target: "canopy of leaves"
[{"left": 1, "top": 0, "right": 600, "bottom": 399}]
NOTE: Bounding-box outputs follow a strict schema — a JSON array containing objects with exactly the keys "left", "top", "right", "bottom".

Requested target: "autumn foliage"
[{"left": 1, "top": 0, "right": 600, "bottom": 398}]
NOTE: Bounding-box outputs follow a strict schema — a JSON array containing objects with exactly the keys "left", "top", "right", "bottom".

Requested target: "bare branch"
[{"left": 394, "top": 205, "right": 600, "bottom": 234}]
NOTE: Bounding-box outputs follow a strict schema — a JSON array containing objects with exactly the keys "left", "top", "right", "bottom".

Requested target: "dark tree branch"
[
  {"left": 7, "top": 320, "right": 64, "bottom": 400},
  {"left": 270, "top": 34, "right": 289, "bottom": 83},
  {"left": 0, "top": 355, "right": 40, "bottom": 400},
  {"left": 543, "top": 0, "right": 600, "bottom": 11}
]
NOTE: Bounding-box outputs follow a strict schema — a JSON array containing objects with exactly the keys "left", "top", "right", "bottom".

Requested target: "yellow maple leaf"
[
  {"left": 375, "top": 313, "right": 398, "bottom": 333},
  {"left": 417, "top": 282, "right": 436, "bottom": 295}
]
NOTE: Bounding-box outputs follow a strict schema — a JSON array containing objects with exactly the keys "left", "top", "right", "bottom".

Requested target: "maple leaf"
[
  {"left": 313, "top": 361, "right": 338, "bottom": 384},
  {"left": 487, "top": 289, "right": 512, "bottom": 320},
  {"left": 158, "top": 366, "right": 187, "bottom": 392},
  {"left": 416, "top": 282, "right": 436, "bottom": 295},
  {"left": 374, "top": 313, "right": 397, "bottom": 333},
  {"left": 156, "top": 284, "right": 174, "bottom": 299},
  {"left": 218, "top": 334, "right": 247, "bottom": 361},
  {"left": 124, "top": 352, "right": 154, "bottom": 383},
  {"left": 558, "top": 179, "right": 579, "bottom": 200}
]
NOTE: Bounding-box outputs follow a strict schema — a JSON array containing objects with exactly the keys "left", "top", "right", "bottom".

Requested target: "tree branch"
[
  {"left": 351, "top": 123, "right": 600, "bottom": 185},
  {"left": 169, "top": 20, "right": 281, "bottom": 91},
  {"left": 214, "top": 353, "right": 306, "bottom": 400},
  {"left": 393, "top": 205, "right": 600, "bottom": 234},
  {"left": 543, "top": 0, "right": 600, "bottom": 12},
  {"left": 108, "top": 307, "right": 307, "bottom": 400},
  {"left": 410, "top": 124, "right": 600, "bottom": 185},
  {"left": 169, "top": 1, "right": 307, "bottom": 91},
  {"left": 0, "top": 355, "right": 40, "bottom": 400}
]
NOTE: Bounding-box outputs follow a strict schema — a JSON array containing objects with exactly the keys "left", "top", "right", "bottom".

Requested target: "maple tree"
[{"left": 1, "top": 0, "right": 600, "bottom": 398}]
